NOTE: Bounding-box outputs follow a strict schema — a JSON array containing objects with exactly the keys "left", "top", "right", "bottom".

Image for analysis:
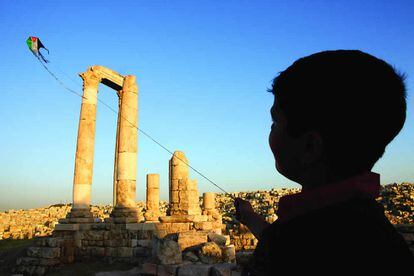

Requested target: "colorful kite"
[{"left": 26, "top": 36, "right": 49, "bottom": 63}]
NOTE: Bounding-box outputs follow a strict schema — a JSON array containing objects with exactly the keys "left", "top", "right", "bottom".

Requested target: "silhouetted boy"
[{"left": 235, "top": 50, "right": 413, "bottom": 274}]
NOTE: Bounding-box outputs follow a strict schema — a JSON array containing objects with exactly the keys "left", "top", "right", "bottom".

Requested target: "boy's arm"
[{"left": 234, "top": 198, "right": 270, "bottom": 239}]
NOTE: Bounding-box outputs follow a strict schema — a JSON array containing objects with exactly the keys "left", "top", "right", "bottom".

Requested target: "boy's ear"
[{"left": 301, "top": 131, "right": 324, "bottom": 166}]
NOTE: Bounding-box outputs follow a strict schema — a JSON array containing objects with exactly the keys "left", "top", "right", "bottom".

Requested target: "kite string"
[
  {"left": 36, "top": 57, "right": 85, "bottom": 99},
  {"left": 37, "top": 58, "right": 233, "bottom": 198}
]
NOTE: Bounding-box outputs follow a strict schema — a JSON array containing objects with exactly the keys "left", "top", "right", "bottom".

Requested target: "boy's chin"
[{"left": 276, "top": 161, "right": 301, "bottom": 184}]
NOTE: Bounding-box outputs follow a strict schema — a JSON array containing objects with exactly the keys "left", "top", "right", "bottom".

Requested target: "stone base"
[
  {"left": 144, "top": 210, "right": 160, "bottom": 221},
  {"left": 109, "top": 206, "right": 143, "bottom": 223},
  {"left": 64, "top": 207, "right": 94, "bottom": 223}
]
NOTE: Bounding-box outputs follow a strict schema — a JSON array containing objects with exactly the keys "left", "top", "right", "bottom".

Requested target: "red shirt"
[{"left": 276, "top": 171, "right": 380, "bottom": 222}]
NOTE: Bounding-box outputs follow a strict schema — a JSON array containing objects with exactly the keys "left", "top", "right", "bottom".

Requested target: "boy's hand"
[{"left": 234, "top": 198, "right": 255, "bottom": 225}]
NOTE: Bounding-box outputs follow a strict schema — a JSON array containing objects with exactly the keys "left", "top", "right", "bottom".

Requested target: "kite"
[{"left": 26, "top": 36, "right": 49, "bottom": 63}]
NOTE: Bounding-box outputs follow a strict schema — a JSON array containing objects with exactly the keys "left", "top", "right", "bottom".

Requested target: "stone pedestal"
[{"left": 108, "top": 207, "right": 143, "bottom": 223}]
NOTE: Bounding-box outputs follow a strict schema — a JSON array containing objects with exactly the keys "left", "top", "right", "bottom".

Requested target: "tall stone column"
[
  {"left": 113, "top": 97, "right": 122, "bottom": 206},
  {"left": 145, "top": 174, "right": 160, "bottom": 221},
  {"left": 68, "top": 68, "right": 101, "bottom": 221},
  {"left": 111, "top": 75, "right": 141, "bottom": 222}
]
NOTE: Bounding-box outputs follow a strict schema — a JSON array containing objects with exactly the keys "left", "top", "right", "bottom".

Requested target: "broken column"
[
  {"left": 110, "top": 75, "right": 141, "bottom": 222},
  {"left": 202, "top": 192, "right": 215, "bottom": 212},
  {"left": 169, "top": 151, "right": 201, "bottom": 216},
  {"left": 67, "top": 68, "right": 101, "bottom": 222},
  {"left": 145, "top": 174, "right": 160, "bottom": 221},
  {"left": 202, "top": 192, "right": 223, "bottom": 234}
]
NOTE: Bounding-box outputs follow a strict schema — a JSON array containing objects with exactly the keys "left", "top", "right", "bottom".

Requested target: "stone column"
[
  {"left": 169, "top": 151, "right": 201, "bottom": 216},
  {"left": 111, "top": 75, "right": 141, "bottom": 222},
  {"left": 68, "top": 68, "right": 101, "bottom": 221},
  {"left": 113, "top": 97, "right": 121, "bottom": 206},
  {"left": 202, "top": 192, "right": 215, "bottom": 211},
  {"left": 145, "top": 174, "right": 160, "bottom": 221}
]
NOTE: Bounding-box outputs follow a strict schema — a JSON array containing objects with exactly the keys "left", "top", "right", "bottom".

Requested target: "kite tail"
[{"left": 38, "top": 52, "right": 49, "bottom": 63}]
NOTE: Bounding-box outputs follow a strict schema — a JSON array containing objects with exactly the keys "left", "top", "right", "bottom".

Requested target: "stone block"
[
  {"left": 194, "top": 221, "right": 213, "bottom": 231},
  {"left": 178, "top": 179, "right": 188, "bottom": 190},
  {"left": 142, "top": 262, "right": 157, "bottom": 275},
  {"left": 153, "top": 238, "right": 182, "bottom": 265},
  {"left": 137, "top": 239, "right": 152, "bottom": 248},
  {"left": 83, "top": 230, "right": 104, "bottom": 241},
  {"left": 187, "top": 207, "right": 202, "bottom": 216},
  {"left": 177, "top": 264, "right": 211, "bottom": 276},
  {"left": 144, "top": 212, "right": 160, "bottom": 222},
  {"left": 91, "top": 223, "right": 108, "bottom": 230},
  {"left": 105, "top": 247, "right": 116, "bottom": 257},
  {"left": 183, "top": 251, "right": 199, "bottom": 262},
  {"left": 169, "top": 223, "right": 191, "bottom": 233},
  {"left": 157, "top": 264, "right": 181, "bottom": 276},
  {"left": 186, "top": 180, "right": 198, "bottom": 191},
  {"left": 137, "top": 230, "right": 154, "bottom": 240},
  {"left": 177, "top": 231, "right": 207, "bottom": 250},
  {"left": 86, "top": 246, "right": 104, "bottom": 257},
  {"left": 222, "top": 245, "right": 236, "bottom": 263},
  {"left": 41, "top": 247, "right": 60, "bottom": 259},
  {"left": 46, "top": 237, "right": 64, "bottom": 247},
  {"left": 60, "top": 240, "right": 75, "bottom": 264},
  {"left": 54, "top": 224, "right": 79, "bottom": 231},
  {"left": 133, "top": 246, "right": 150, "bottom": 257},
  {"left": 155, "top": 230, "right": 168, "bottom": 239},
  {"left": 210, "top": 263, "right": 237, "bottom": 276},
  {"left": 126, "top": 222, "right": 157, "bottom": 231},
  {"left": 170, "top": 180, "right": 179, "bottom": 191},
  {"left": 26, "top": 247, "right": 42, "bottom": 258},
  {"left": 199, "top": 242, "right": 222, "bottom": 264},
  {"left": 236, "top": 251, "right": 253, "bottom": 266},
  {"left": 190, "top": 215, "right": 208, "bottom": 222},
  {"left": 103, "top": 239, "right": 126, "bottom": 247},
  {"left": 17, "top": 257, "right": 60, "bottom": 266},
  {"left": 208, "top": 233, "right": 228, "bottom": 246},
  {"left": 171, "top": 191, "right": 179, "bottom": 203}
]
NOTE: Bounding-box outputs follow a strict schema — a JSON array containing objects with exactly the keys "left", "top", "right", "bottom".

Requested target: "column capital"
[
  {"left": 80, "top": 68, "right": 102, "bottom": 89},
  {"left": 122, "top": 75, "right": 138, "bottom": 94}
]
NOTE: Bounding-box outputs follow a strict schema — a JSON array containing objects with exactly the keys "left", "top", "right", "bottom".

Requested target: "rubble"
[{"left": 377, "top": 183, "right": 414, "bottom": 224}]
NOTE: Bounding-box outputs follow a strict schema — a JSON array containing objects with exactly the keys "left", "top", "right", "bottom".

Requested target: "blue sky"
[{"left": 0, "top": 0, "right": 413, "bottom": 210}]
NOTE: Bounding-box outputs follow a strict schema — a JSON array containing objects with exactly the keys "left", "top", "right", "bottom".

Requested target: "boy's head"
[{"left": 268, "top": 50, "right": 406, "bottom": 188}]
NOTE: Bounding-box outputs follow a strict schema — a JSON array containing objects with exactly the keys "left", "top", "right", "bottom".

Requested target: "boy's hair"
[{"left": 270, "top": 50, "right": 406, "bottom": 176}]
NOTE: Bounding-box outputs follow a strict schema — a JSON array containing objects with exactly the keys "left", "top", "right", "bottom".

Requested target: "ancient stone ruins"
[{"left": 13, "top": 66, "right": 231, "bottom": 275}]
